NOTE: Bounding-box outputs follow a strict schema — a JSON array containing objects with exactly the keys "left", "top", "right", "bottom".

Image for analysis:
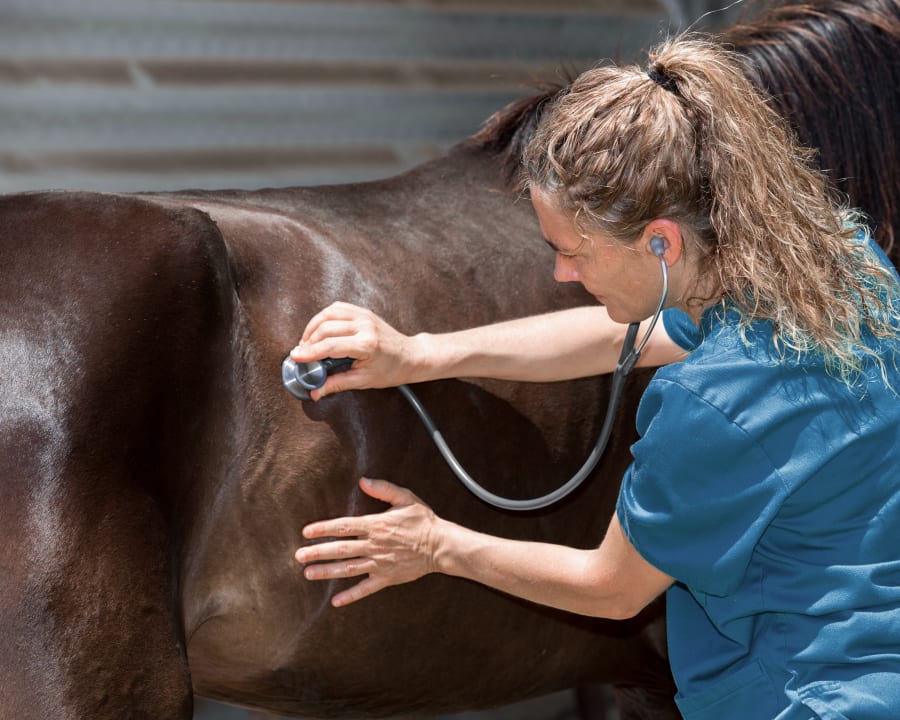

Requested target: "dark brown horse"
[{"left": 1, "top": 2, "right": 897, "bottom": 719}]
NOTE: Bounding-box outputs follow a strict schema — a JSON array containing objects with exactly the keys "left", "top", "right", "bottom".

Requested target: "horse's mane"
[
  {"left": 472, "top": 0, "right": 900, "bottom": 254},
  {"left": 723, "top": 0, "right": 900, "bottom": 255},
  {"left": 470, "top": 83, "right": 566, "bottom": 186}
]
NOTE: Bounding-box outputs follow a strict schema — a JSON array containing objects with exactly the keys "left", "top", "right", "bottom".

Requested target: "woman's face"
[{"left": 531, "top": 189, "right": 667, "bottom": 324}]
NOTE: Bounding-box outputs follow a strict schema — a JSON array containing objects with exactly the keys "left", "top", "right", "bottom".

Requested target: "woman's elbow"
[
  {"left": 581, "top": 587, "right": 653, "bottom": 620},
  {"left": 603, "top": 595, "right": 649, "bottom": 621}
]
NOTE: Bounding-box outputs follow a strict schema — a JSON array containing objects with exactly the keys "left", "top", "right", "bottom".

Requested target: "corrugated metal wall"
[{"left": 0, "top": 0, "right": 691, "bottom": 193}]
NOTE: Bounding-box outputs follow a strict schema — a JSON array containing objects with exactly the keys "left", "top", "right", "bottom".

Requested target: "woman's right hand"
[{"left": 290, "top": 302, "right": 424, "bottom": 400}]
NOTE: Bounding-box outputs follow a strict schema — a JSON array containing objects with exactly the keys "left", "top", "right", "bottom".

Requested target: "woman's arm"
[
  {"left": 291, "top": 302, "right": 688, "bottom": 399},
  {"left": 295, "top": 478, "right": 673, "bottom": 619}
]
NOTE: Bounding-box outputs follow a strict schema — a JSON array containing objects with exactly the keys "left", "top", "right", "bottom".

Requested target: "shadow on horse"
[{"left": 0, "top": 2, "right": 896, "bottom": 719}]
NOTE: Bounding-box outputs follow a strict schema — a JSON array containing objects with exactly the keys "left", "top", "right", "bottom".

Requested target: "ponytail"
[{"left": 523, "top": 35, "right": 900, "bottom": 387}]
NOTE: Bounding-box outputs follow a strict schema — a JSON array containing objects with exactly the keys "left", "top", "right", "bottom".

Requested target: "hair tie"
[{"left": 647, "top": 66, "right": 678, "bottom": 94}]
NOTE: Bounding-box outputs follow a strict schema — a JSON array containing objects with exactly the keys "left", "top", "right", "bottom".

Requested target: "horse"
[{"left": 1, "top": 2, "right": 896, "bottom": 719}]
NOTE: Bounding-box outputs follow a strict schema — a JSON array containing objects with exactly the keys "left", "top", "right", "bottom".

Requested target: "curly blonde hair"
[{"left": 522, "top": 35, "right": 899, "bottom": 386}]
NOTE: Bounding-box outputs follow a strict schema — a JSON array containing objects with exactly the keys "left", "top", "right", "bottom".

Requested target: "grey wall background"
[
  {"left": 0, "top": 1, "right": 749, "bottom": 718},
  {"left": 0, "top": 0, "right": 747, "bottom": 194}
]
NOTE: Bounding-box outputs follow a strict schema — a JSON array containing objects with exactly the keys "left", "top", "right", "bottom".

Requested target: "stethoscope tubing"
[{"left": 396, "top": 255, "right": 669, "bottom": 511}]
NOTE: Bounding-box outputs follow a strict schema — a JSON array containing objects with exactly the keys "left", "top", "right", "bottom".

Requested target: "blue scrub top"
[{"left": 616, "top": 238, "right": 900, "bottom": 719}]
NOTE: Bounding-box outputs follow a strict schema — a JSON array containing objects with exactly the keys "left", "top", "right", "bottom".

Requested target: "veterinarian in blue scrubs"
[{"left": 292, "top": 36, "right": 900, "bottom": 719}]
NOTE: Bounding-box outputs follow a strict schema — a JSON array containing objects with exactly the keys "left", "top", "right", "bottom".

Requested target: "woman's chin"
[{"left": 604, "top": 304, "right": 652, "bottom": 326}]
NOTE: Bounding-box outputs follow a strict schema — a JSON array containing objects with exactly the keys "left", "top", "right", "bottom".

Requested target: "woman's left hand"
[{"left": 295, "top": 477, "right": 441, "bottom": 607}]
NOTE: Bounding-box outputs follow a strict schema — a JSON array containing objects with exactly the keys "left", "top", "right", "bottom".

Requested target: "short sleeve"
[
  {"left": 661, "top": 308, "right": 702, "bottom": 351},
  {"left": 616, "top": 377, "right": 790, "bottom": 597}
]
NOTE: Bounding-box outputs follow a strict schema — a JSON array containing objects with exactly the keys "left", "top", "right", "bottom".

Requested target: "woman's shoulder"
[{"left": 649, "top": 311, "right": 898, "bottom": 440}]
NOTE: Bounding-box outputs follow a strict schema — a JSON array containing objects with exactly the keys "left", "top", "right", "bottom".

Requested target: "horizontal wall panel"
[
  {"left": 0, "top": 0, "right": 682, "bottom": 193},
  {"left": 0, "top": 86, "right": 527, "bottom": 160},
  {"left": 0, "top": 1, "right": 665, "bottom": 62}
]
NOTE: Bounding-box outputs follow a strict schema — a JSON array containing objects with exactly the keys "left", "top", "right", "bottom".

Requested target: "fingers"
[
  {"left": 289, "top": 301, "right": 425, "bottom": 405},
  {"left": 293, "top": 320, "right": 377, "bottom": 363},
  {"left": 294, "top": 530, "right": 388, "bottom": 609},
  {"left": 294, "top": 479, "right": 436, "bottom": 608},
  {"left": 290, "top": 320, "right": 359, "bottom": 362},
  {"left": 298, "top": 486, "right": 393, "bottom": 541},
  {"left": 302, "top": 556, "right": 374, "bottom": 581},
  {"left": 299, "top": 302, "right": 368, "bottom": 345},
  {"left": 358, "top": 477, "right": 416, "bottom": 506},
  {"left": 301, "top": 517, "right": 365, "bottom": 541},
  {"left": 290, "top": 302, "right": 400, "bottom": 399},
  {"left": 331, "top": 576, "right": 389, "bottom": 607},
  {"left": 310, "top": 369, "right": 363, "bottom": 401},
  {"left": 294, "top": 302, "right": 378, "bottom": 358},
  {"left": 298, "top": 483, "right": 393, "bottom": 541},
  {"left": 295, "top": 538, "right": 366, "bottom": 564},
  {"left": 295, "top": 544, "right": 386, "bottom": 608}
]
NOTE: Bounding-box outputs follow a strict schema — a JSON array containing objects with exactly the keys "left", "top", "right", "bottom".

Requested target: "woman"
[{"left": 292, "top": 37, "right": 900, "bottom": 719}]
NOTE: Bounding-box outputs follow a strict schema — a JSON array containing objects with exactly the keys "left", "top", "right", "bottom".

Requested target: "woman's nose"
[{"left": 553, "top": 255, "right": 580, "bottom": 283}]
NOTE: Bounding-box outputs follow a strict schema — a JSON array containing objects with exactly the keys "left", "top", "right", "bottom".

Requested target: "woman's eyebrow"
[{"left": 545, "top": 236, "right": 585, "bottom": 254}]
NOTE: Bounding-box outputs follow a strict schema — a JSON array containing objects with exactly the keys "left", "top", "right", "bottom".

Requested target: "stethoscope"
[{"left": 282, "top": 237, "right": 669, "bottom": 511}]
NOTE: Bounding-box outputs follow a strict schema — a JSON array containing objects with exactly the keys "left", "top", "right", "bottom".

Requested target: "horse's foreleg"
[{"left": 0, "top": 432, "right": 192, "bottom": 719}]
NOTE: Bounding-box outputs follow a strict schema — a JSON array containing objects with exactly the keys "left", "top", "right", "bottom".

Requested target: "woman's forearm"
[
  {"left": 412, "top": 305, "right": 670, "bottom": 383},
  {"left": 433, "top": 520, "right": 613, "bottom": 617},
  {"left": 432, "top": 517, "right": 640, "bottom": 620}
]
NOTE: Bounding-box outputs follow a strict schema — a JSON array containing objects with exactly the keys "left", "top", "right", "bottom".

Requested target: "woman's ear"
[{"left": 641, "top": 219, "right": 684, "bottom": 265}]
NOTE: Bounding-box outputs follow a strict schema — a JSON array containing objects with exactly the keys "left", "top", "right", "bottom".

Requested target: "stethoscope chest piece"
[
  {"left": 282, "top": 357, "right": 320, "bottom": 400},
  {"left": 282, "top": 355, "right": 355, "bottom": 400}
]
